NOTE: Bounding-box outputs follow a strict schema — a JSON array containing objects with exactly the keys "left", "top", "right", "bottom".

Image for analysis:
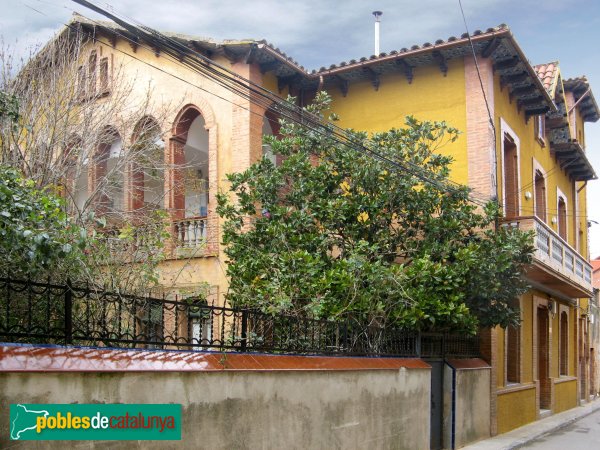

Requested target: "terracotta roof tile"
[
  {"left": 311, "top": 24, "right": 510, "bottom": 74},
  {"left": 592, "top": 259, "right": 600, "bottom": 273},
  {"left": 533, "top": 61, "right": 559, "bottom": 96}
]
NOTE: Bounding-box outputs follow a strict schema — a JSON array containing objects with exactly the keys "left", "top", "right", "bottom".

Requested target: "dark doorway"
[
  {"left": 429, "top": 359, "right": 443, "bottom": 449},
  {"left": 537, "top": 306, "right": 551, "bottom": 410}
]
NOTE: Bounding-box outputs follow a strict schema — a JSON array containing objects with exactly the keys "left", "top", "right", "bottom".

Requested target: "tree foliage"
[
  {"left": 0, "top": 165, "right": 88, "bottom": 278},
  {"left": 217, "top": 93, "right": 534, "bottom": 333}
]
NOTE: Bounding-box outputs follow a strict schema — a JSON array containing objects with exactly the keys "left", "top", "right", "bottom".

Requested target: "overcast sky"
[{"left": 2, "top": 0, "right": 600, "bottom": 257}]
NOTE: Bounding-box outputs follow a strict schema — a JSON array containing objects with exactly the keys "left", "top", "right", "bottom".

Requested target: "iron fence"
[{"left": 0, "top": 277, "right": 479, "bottom": 358}]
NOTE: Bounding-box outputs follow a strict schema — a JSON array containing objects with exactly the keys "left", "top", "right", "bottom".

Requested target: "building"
[
  {"left": 32, "top": 14, "right": 599, "bottom": 446},
  {"left": 312, "top": 26, "right": 598, "bottom": 436}
]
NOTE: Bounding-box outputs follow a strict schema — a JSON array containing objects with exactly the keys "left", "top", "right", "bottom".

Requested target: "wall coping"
[
  {"left": 554, "top": 375, "right": 578, "bottom": 385},
  {"left": 497, "top": 382, "right": 537, "bottom": 395},
  {"left": 0, "top": 344, "right": 431, "bottom": 372},
  {"left": 446, "top": 358, "right": 491, "bottom": 370}
]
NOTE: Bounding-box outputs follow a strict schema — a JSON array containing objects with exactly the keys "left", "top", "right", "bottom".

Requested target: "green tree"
[
  {"left": 0, "top": 165, "right": 88, "bottom": 279},
  {"left": 217, "top": 93, "right": 533, "bottom": 333}
]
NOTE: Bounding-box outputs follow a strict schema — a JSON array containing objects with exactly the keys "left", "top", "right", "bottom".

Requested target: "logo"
[{"left": 10, "top": 404, "right": 181, "bottom": 440}]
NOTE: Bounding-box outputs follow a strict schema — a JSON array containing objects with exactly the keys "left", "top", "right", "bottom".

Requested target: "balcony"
[
  {"left": 502, "top": 216, "right": 593, "bottom": 298},
  {"left": 173, "top": 216, "right": 208, "bottom": 256}
]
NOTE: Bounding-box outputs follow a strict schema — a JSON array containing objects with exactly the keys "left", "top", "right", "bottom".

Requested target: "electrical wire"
[{"left": 59, "top": 0, "right": 492, "bottom": 207}]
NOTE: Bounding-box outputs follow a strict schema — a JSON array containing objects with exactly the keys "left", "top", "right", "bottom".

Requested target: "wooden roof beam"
[
  {"left": 129, "top": 36, "right": 139, "bottom": 53},
  {"left": 432, "top": 51, "right": 448, "bottom": 76},
  {"left": 336, "top": 75, "right": 349, "bottom": 97},
  {"left": 502, "top": 72, "right": 529, "bottom": 84},
  {"left": 259, "top": 60, "right": 279, "bottom": 74},
  {"left": 525, "top": 107, "right": 550, "bottom": 117},
  {"left": 518, "top": 96, "right": 545, "bottom": 107},
  {"left": 363, "top": 67, "right": 380, "bottom": 91},
  {"left": 395, "top": 59, "right": 414, "bottom": 84},
  {"left": 511, "top": 85, "right": 538, "bottom": 97},
  {"left": 277, "top": 74, "right": 302, "bottom": 94},
  {"left": 482, "top": 37, "right": 502, "bottom": 58},
  {"left": 493, "top": 56, "right": 519, "bottom": 71},
  {"left": 546, "top": 116, "right": 568, "bottom": 129}
]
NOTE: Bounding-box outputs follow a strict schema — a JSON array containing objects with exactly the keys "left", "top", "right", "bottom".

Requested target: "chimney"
[{"left": 372, "top": 11, "right": 382, "bottom": 55}]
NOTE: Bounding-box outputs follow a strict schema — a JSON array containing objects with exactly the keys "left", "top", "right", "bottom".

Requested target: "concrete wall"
[
  {"left": 0, "top": 347, "right": 431, "bottom": 449},
  {"left": 443, "top": 360, "right": 491, "bottom": 449}
]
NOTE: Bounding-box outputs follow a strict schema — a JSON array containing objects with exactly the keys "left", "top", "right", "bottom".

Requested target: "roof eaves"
[
  {"left": 309, "top": 26, "right": 512, "bottom": 77},
  {"left": 564, "top": 77, "right": 600, "bottom": 122}
]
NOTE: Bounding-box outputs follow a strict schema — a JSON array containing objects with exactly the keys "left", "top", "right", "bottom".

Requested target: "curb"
[
  {"left": 510, "top": 399, "right": 600, "bottom": 449},
  {"left": 461, "top": 398, "right": 600, "bottom": 450}
]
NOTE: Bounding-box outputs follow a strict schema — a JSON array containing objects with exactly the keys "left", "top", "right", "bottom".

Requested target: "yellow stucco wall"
[
  {"left": 497, "top": 387, "right": 537, "bottom": 434},
  {"left": 330, "top": 59, "right": 468, "bottom": 184},
  {"left": 493, "top": 75, "right": 583, "bottom": 250},
  {"left": 554, "top": 379, "right": 578, "bottom": 413}
]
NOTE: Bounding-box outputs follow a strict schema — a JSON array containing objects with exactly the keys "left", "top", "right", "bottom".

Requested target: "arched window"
[
  {"left": 172, "top": 107, "right": 209, "bottom": 219},
  {"left": 184, "top": 115, "right": 209, "bottom": 218},
  {"left": 88, "top": 50, "right": 97, "bottom": 96},
  {"left": 262, "top": 115, "right": 277, "bottom": 165},
  {"left": 506, "top": 297, "right": 521, "bottom": 384},
  {"left": 131, "top": 117, "right": 164, "bottom": 213},
  {"left": 62, "top": 136, "right": 88, "bottom": 215},
  {"left": 262, "top": 109, "right": 282, "bottom": 166},
  {"left": 171, "top": 106, "right": 210, "bottom": 249},
  {"left": 534, "top": 170, "right": 546, "bottom": 222},
  {"left": 503, "top": 132, "right": 519, "bottom": 218},
  {"left": 94, "top": 128, "right": 124, "bottom": 215},
  {"left": 558, "top": 196, "right": 567, "bottom": 240},
  {"left": 560, "top": 311, "right": 569, "bottom": 376}
]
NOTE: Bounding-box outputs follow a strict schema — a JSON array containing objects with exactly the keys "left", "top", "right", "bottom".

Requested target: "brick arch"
[
  {"left": 172, "top": 100, "right": 216, "bottom": 138},
  {"left": 264, "top": 107, "right": 282, "bottom": 137},
  {"left": 93, "top": 125, "right": 123, "bottom": 215},
  {"left": 62, "top": 134, "right": 84, "bottom": 209},
  {"left": 132, "top": 115, "right": 162, "bottom": 142},
  {"left": 130, "top": 116, "right": 164, "bottom": 212},
  {"left": 167, "top": 102, "right": 218, "bottom": 257}
]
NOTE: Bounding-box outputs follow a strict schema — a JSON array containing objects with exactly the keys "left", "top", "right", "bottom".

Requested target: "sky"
[{"left": 1, "top": 0, "right": 600, "bottom": 257}]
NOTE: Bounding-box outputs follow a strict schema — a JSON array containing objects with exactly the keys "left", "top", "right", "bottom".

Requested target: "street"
[{"left": 523, "top": 408, "right": 600, "bottom": 448}]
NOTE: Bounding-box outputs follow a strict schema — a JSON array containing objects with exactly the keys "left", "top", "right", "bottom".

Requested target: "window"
[
  {"left": 88, "top": 51, "right": 97, "bottom": 96},
  {"left": 534, "top": 115, "right": 545, "bottom": 145},
  {"left": 560, "top": 311, "right": 568, "bottom": 376},
  {"left": 503, "top": 132, "right": 519, "bottom": 218},
  {"left": 99, "top": 57, "right": 109, "bottom": 92},
  {"left": 77, "top": 65, "right": 86, "bottom": 99},
  {"left": 506, "top": 324, "right": 521, "bottom": 383},
  {"left": 506, "top": 297, "right": 521, "bottom": 384},
  {"left": 534, "top": 170, "right": 546, "bottom": 222},
  {"left": 557, "top": 195, "right": 567, "bottom": 240}
]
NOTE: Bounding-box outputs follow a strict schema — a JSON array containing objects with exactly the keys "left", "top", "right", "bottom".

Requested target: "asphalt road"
[{"left": 522, "top": 408, "right": 600, "bottom": 448}]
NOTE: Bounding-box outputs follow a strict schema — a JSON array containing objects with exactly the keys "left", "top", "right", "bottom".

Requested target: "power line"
[{"left": 61, "top": 0, "right": 492, "bottom": 207}]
